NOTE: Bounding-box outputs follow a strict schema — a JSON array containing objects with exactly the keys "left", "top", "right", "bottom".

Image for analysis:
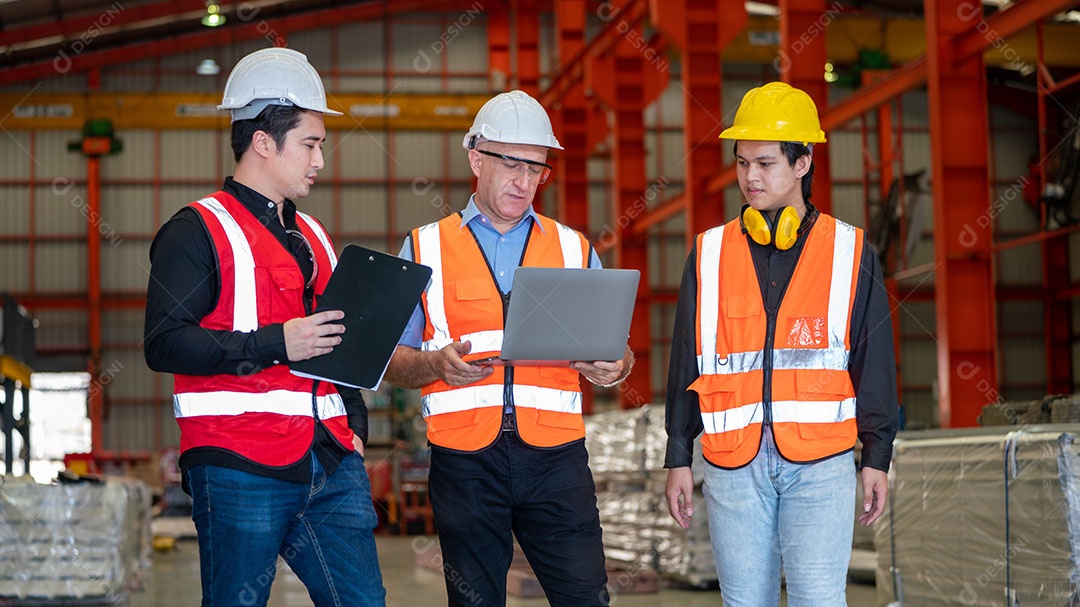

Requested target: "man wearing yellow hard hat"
[{"left": 662, "top": 82, "right": 899, "bottom": 606}]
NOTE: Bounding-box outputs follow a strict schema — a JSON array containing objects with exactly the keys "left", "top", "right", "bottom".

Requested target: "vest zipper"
[
  {"left": 465, "top": 221, "right": 534, "bottom": 435},
  {"left": 762, "top": 312, "right": 776, "bottom": 426},
  {"left": 501, "top": 291, "right": 515, "bottom": 430}
]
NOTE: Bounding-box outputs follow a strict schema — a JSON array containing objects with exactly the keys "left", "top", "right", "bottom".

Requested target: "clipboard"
[{"left": 289, "top": 245, "right": 432, "bottom": 390}]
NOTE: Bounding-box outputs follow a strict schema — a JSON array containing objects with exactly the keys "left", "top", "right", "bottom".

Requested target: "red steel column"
[
  {"left": 553, "top": 0, "right": 589, "bottom": 232},
  {"left": 651, "top": 0, "right": 745, "bottom": 240},
  {"left": 488, "top": 6, "right": 511, "bottom": 90},
  {"left": 514, "top": 0, "right": 540, "bottom": 95},
  {"left": 925, "top": 0, "right": 997, "bottom": 427},
  {"left": 587, "top": 22, "right": 666, "bottom": 408},
  {"left": 553, "top": 0, "right": 595, "bottom": 412},
  {"left": 779, "top": 0, "right": 833, "bottom": 214},
  {"left": 87, "top": 68, "right": 104, "bottom": 453},
  {"left": 87, "top": 152, "right": 103, "bottom": 452}
]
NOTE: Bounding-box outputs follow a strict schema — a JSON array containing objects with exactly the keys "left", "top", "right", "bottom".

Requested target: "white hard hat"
[
  {"left": 218, "top": 47, "right": 342, "bottom": 122},
  {"left": 462, "top": 90, "right": 563, "bottom": 150}
]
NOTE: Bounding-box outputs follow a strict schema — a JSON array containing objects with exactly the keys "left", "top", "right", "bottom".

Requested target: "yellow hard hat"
[{"left": 719, "top": 82, "right": 826, "bottom": 145}]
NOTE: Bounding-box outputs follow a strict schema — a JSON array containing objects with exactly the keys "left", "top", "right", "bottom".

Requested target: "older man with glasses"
[{"left": 385, "top": 90, "right": 634, "bottom": 607}]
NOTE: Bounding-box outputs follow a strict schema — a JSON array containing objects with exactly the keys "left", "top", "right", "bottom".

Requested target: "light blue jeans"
[{"left": 703, "top": 427, "right": 855, "bottom": 607}]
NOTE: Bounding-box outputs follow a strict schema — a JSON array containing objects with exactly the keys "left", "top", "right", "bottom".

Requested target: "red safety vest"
[
  {"left": 414, "top": 212, "right": 590, "bottom": 451},
  {"left": 691, "top": 213, "right": 863, "bottom": 468},
  {"left": 172, "top": 192, "right": 353, "bottom": 467}
]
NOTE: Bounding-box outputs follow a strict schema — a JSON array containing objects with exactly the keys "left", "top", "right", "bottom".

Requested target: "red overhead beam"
[
  {"left": 0, "top": 0, "right": 464, "bottom": 86},
  {"left": 0, "top": 0, "right": 206, "bottom": 49},
  {"left": 953, "top": 0, "right": 1080, "bottom": 61}
]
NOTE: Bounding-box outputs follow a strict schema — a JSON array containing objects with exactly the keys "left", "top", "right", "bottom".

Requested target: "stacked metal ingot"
[
  {"left": 586, "top": 405, "right": 716, "bottom": 587},
  {"left": 875, "top": 425, "right": 1080, "bottom": 606},
  {"left": 0, "top": 477, "right": 152, "bottom": 601}
]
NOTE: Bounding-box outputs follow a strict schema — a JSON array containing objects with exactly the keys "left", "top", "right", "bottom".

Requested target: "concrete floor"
[{"left": 130, "top": 534, "right": 878, "bottom": 606}]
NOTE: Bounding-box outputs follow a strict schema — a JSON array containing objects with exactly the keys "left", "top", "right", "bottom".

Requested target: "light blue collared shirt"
[{"left": 397, "top": 195, "right": 602, "bottom": 348}]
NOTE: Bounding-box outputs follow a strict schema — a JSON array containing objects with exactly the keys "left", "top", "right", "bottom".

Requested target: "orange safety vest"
[
  {"left": 413, "top": 212, "right": 590, "bottom": 451},
  {"left": 172, "top": 192, "right": 354, "bottom": 467},
  {"left": 691, "top": 213, "right": 862, "bottom": 468}
]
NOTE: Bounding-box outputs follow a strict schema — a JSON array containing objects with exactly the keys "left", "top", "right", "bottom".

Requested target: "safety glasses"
[
  {"left": 475, "top": 149, "right": 553, "bottom": 184},
  {"left": 285, "top": 229, "right": 318, "bottom": 290}
]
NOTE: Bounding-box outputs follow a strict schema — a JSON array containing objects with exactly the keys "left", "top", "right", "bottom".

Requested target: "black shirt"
[
  {"left": 144, "top": 177, "right": 367, "bottom": 483},
  {"left": 664, "top": 206, "right": 899, "bottom": 472}
]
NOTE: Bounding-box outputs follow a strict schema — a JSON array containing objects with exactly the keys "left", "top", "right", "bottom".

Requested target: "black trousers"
[{"left": 428, "top": 431, "right": 609, "bottom": 606}]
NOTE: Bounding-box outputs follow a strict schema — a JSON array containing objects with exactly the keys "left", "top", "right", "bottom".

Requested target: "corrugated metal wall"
[{"left": 0, "top": 11, "right": 1059, "bottom": 448}]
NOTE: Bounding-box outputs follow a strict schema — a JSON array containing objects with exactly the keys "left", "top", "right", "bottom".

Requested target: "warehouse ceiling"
[
  {"left": 0, "top": 0, "right": 380, "bottom": 64},
  {"left": 0, "top": 0, "right": 1075, "bottom": 80}
]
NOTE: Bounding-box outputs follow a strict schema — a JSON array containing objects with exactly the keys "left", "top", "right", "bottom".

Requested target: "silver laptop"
[{"left": 469, "top": 267, "right": 640, "bottom": 367}]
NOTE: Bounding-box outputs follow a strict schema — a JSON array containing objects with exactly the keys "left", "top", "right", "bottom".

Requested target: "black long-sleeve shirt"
[
  {"left": 144, "top": 177, "right": 367, "bottom": 482},
  {"left": 664, "top": 207, "right": 899, "bottom": 472}
]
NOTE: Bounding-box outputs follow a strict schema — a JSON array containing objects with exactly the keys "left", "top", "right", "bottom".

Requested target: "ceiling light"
[
  {"left": 196, "top": 59, "right": 221, "bottom": 75},
  {"left": 202, "top": 2, "right": 225, "bottom": 27},
  {"left": 745, "top": 2, "right": 779, "bottom": 16}
]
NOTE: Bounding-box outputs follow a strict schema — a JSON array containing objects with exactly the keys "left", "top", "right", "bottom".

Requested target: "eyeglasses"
[
  {"left": 475, "top": 149, "right": 553, "bottom": 184},
  {"left": 285, "top": 229, "right": 318, "bottom": 291}
]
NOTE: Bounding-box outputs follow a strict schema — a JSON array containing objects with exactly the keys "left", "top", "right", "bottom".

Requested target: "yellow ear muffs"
[
  {"left": 741, "top": 205, "right": 800, "bottom": 250},
  {"left": 772, "top": 206, "right": 800, "bottom": 251},
  {"left": 741, "top": 206, "right": 773, "bottom": 246}
]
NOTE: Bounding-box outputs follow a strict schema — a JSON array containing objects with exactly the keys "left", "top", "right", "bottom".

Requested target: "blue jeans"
[
  {"left": 702, "top": 428, "right": 855, "bottom": 607},
  {"left": 186, "top": 451, "right": 386, "bottom": 607}
]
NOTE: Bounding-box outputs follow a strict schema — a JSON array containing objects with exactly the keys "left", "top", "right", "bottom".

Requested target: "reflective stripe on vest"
[
  {"left": 422, "top": 384, "right": 581, "bottom": 417},
  {"left": 772, "top": 398, "right": 856, "bottom": 424},
  {"left": 417, "top": 222, "right": 453, "bottom": 351},
  {"left": 194, "top": 197, "right": 258, "bottom": 332},
  {"left": 696, "top": 221, "right": 856, "bottom": 375},
  {"left": 700, "top": 398, "right": 855, "bottom": 433},
  {"left": 457, "top": 329, "right": 504, "bottom": 354},
  {"left": 701, "top": 402, "right": 764, "bottom": 434},
  {"left": 174, "top": 391, "right": 346, "bottom": 419},
  {"left": 296, "top": 211, "right": 338, "bottom": 268}
]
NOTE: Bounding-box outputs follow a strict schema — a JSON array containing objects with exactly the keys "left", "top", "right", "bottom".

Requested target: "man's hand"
[
  {"left": 284, "top": 310, "right": 345, "bottom": 362},
  {"left": 352, "top": 433, "right": 365, "bottom": 457},
  {"left": 434, "top": 341, "right": 494, "bottom": 386},
  {"left": 859, "top": 467, "right": 889, "bottom": 526},
  {"left": 665, "top": 467, "right": 695, "bottom": 529},
  {"left": 571, "top": 359, "right": 624, "bottom": 386},
  {"left": 572, "top": 345, "right": 633, "bottom": 387}
]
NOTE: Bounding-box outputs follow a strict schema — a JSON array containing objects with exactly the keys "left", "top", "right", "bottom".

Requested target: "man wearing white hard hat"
[
  {"left": 385, "top": 90, "right": 632, "bottom": 606},
  {"left": 145, "top": 47, "right": 386, "bottom": 606}
]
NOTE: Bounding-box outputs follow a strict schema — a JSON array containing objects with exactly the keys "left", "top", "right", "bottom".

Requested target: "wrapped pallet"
[
  {"left": 0, "top": 476, "right": 152, "bottom": 602},
  {"left": 875, "top": 425, "right": 1080, "bottom": 606},
  {"left": 586, "top": 405, "right": 716, "bottom": 587}
]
